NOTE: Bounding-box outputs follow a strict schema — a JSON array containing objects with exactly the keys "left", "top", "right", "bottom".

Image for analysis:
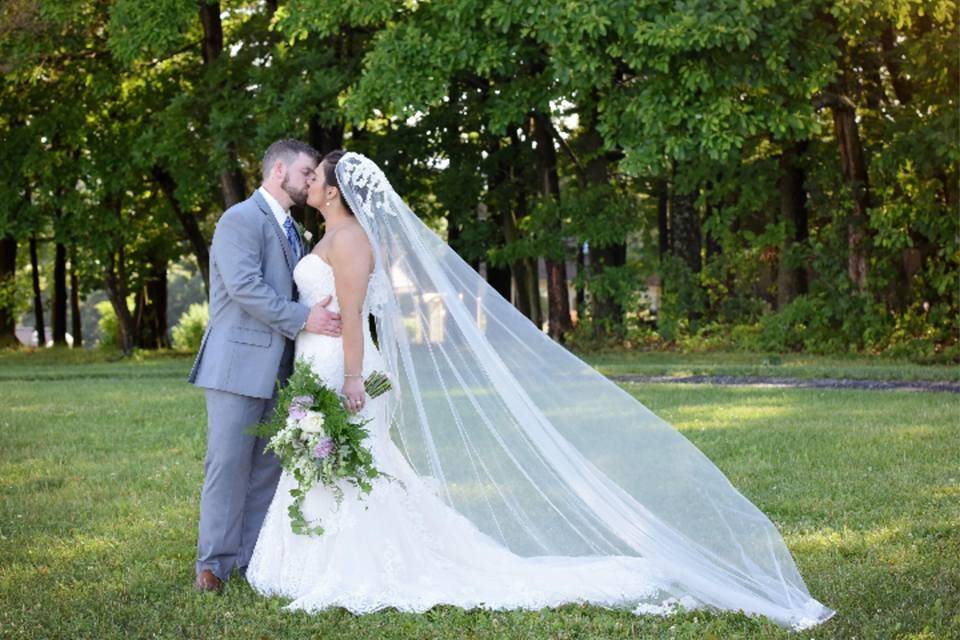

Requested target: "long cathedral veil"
[{"left": 335, "top": 152, "right": 834, "bottom": 630}]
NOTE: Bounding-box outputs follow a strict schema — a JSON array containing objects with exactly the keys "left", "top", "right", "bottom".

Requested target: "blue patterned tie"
[{"left": 283, "top": 216, "right": 300, "bottom": 263}]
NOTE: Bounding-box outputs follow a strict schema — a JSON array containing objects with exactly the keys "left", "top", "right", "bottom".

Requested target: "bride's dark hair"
[{"left": 320, "top": 149, "right": 354, "bottom": 216}]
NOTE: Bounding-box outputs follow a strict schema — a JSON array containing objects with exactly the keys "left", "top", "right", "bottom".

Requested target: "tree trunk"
[
  {"left": 776, "top": 141, "right": 810, "bottom": 309},
  {"left": 530, "top": 111, "right": 572, "bottom": 341},
  {"left": 578, "top": 101, "right": 626, "bottom": 336},
  {"left": 486, "top": 262, "right": 512, "bottom": 301},
  {"left": 545, "top": 257, "right": 571, "bottom": 341},
  {"left": 199, "top": 1, "right": 223, "bottom": 64},
  {"left": 483, "top": 138, "right": 513, "bottom": 302},
  {"left": 29, "top": 235, "right": 45, "bottom": 347},
  {"left": 671, "top": 189, "right": 702, "bottom": 275},
  {"left": 152, "top": 167, "right": 210, "bottom": 293},
  {"left": 199, "top": 1, "right": 247, "bottom": 209},
  {"left": 104, "top": 251, "right": 135, "bottom": 355},
  {"left": 574, "top": 243, "right": 586, "bottom": 320},
  {"left": 704, "top": 183, "right": 722, "bottom": 263},
  {"left": 656, "top": 178, "right": 670, "bottom": 258},
  {"left": 504, "top": 196, "right": 541, "bottom": 326},
  {"left": 218, "top": 167, "right": 247, "bottom": 208},
  {"left": 590, "top": 244, "right": 627, "bottom": 334},
  {"left": 134, "top": 252, "right": 169, "bottom": 350},
  {"left": 516, "top": 264, "right": 540, "bottom": 326},
  {"left": 104, "top": 200, "right": 135, "bottom": 354},
  {"left": 70, "top": 246, "right": 82, "bottom": 348},
  {"left": 52, "top": 240, "right": 67, "bottom": 346},
  {"left": 669, "top": 179, "right": 703, "bottom": 324},
  {"left": 830, "top": 95, "right": 870, "bottom": 291},
  {"left": 816, "top": 10, "right": 872, "bottom": 292},
  {"left": 0, "top": 234, "right": 16, "bottom": 347},
  {"left": 588, "top": 245, "right": 627, "bottom": 335},
  {"left": 507, "top": 130, "right": 542, "bottom": 326}
]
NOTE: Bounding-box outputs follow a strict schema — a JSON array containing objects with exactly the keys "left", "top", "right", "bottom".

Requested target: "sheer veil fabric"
[{"left": 334, "top": 152, "right": 834, "bottom": 630}]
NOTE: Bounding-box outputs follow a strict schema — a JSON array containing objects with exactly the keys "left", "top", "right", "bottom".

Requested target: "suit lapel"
[{"left": 253, "top": 190, "right": 296, "bottom": 272}]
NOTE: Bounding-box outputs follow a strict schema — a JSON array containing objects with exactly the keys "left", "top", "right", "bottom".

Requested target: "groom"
[{"left": 188, "top": 139, "right": 341, "bottom": 592}]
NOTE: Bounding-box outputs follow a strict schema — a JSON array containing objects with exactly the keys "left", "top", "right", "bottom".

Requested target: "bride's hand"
[{"left": 343, "top": 375, "right": 365, "bottom": 413}]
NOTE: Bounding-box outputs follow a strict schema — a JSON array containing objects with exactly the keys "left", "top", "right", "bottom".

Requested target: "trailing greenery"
[{"left": 251, "top": 359, "right": 384, "bottom": 537}]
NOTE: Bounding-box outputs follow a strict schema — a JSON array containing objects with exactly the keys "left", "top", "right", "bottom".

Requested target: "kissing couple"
[{"left": 187, "top": 139, "right": 833, "bottom": 630}]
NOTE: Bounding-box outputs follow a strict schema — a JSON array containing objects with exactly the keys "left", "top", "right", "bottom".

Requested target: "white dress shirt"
[{"left": 258, "top": 186, "right": 290, "bottom": 229}]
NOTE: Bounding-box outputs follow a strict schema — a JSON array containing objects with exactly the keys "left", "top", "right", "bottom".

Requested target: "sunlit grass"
[{"left": 1, "top": 356, "right": 958, "bottom": 639}]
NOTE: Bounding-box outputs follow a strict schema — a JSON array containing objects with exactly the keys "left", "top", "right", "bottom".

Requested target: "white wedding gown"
[{"left": 247, "top": 253, "right": 685, "bottom": 615}]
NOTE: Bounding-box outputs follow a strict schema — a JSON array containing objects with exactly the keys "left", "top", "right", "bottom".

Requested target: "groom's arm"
[{"left": 211, "top": 212, "right": 309, "bottom": 339}]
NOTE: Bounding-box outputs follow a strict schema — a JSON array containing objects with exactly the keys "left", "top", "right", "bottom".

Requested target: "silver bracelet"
[{"left": 344, "top": 373, "right": 363, "bottom": 379}]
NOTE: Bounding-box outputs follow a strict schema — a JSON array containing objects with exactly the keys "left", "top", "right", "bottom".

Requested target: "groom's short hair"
[{"left": 262, "top": 139, "right": 321, "bottom": 180}]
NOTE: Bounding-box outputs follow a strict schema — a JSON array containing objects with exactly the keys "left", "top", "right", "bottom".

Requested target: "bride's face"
[{"left": 307, "top": 163, "right": 335, "bottom": 211}]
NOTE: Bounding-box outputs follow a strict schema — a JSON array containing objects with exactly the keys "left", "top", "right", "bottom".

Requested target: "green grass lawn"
[
  {"left": 3, "top": 346, "right": 956, "bottom": 382},
  {"left": 581, "top": 349, "right": 960, "bottom": 382},
  {"left": 1, "top": 352, "right": 958, "bottom": 639}
]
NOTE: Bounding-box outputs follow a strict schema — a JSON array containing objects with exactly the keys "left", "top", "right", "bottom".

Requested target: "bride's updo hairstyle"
[{"left": 320, "top": 149, "right": 354, "bottom": 216}]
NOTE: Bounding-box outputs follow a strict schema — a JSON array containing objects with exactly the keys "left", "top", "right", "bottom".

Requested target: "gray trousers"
[{"left": 196, "top": 388, "right": 282, "bottom": 581}]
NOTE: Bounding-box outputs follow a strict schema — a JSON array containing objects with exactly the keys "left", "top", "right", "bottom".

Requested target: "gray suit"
[{"left": 189, "top": 189, "right": 310, "bottom": 580}]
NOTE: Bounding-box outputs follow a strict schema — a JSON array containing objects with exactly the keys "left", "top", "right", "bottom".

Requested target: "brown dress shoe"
[{"left": 195, "top": 569, "right": 223, "bottom": 592}]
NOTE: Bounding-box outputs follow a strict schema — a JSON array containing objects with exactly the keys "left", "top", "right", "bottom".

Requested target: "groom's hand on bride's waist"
[{"left": 304, "top": 296, "right": 342, "bottom": 337}]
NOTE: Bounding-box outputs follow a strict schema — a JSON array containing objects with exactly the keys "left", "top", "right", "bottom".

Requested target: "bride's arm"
[{"left": 329, "top": 225, "right": 374, "bottom": 411}]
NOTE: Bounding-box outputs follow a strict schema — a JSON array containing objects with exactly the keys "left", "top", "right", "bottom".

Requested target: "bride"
[{"left": 247, "top": 151, "right": 834, "bottom": 631}]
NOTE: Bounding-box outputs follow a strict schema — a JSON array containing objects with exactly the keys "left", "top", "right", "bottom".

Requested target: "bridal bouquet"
[{"left": 253, "top": 359, "right": 393, "bottom": 536}]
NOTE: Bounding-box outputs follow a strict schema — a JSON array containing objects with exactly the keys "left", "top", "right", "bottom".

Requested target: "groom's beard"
[{"left": 281, "top": 173, "right": 309, "bottom": 207}]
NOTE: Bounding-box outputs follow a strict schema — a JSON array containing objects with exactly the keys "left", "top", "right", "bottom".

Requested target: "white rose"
[{"left": 300, "top": 410, "right": 326, "bottom": 434}]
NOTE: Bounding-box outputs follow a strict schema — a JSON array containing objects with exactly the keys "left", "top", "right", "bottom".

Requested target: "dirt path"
[{"left": 609, "top": 374, "right": 960, "bottom": 394}]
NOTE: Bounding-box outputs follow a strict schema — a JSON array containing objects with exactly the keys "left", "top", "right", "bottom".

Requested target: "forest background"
[{"left": 1, "top": 0, "right": 956, "bottom": 362}]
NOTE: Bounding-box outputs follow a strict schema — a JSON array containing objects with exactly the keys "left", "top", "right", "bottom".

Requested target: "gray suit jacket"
[{"left": 189, "top": 190, "right": 310, "bottom": 399}]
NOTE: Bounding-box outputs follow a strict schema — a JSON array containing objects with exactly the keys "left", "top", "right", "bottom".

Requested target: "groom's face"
[{"left": 280, "top": 153, "right": 318, "bottom": 207}]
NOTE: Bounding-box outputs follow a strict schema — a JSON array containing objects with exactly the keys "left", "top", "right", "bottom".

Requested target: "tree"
[
  {"left": 0, "top": 234, "right": 15, "bottom": 346},
  {"left": 0, "top": 0, "right": 954, "bottom": 358}
]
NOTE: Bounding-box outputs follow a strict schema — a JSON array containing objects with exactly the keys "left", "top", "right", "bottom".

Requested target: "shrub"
[
  {"left": 172, "top": 302, "right": 208, "bottom": 352},
  {"left": 95, "top": 301, "right": 119, "bottom": 349}
]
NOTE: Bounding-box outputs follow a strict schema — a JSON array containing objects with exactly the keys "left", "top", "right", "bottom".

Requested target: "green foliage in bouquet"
[{"left": 251, "top": 358, "right": 393, "bottom": 536}]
